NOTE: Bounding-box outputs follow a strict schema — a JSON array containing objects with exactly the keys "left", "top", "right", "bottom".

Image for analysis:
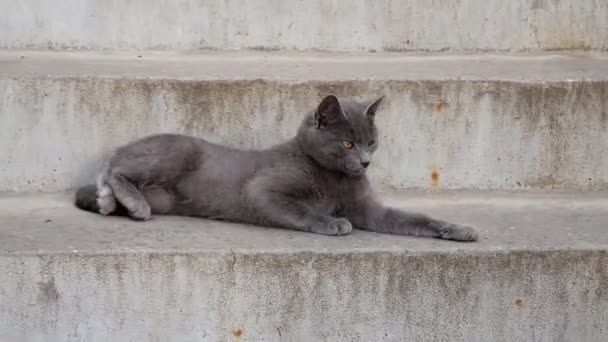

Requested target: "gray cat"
[{"left": 75, "top": 95, "right": 478, "bottom": 241}]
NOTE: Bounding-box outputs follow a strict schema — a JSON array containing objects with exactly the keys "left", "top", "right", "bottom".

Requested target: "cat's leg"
[
  {"left": 343, "top": 197, "right": 478, "bottom": 242},
  {"left": 105, "top": 169, "right": 151, "bottom": 220},
  {"left": 246, "top": 173, "right": 352, "bottom": 236},
  {"left": 142, "top": 186, "right": 174, "bottom": 215},
  {"left": 95, "top": 172, "right": 117, "bottom": 215},
  {"left": 258, "top": 192, "right": 352, "bottom": 236}
]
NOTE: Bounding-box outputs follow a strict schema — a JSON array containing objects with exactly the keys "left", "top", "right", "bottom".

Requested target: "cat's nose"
[{"left": 361, "top": 161, "right": 370, "bottom": 168}]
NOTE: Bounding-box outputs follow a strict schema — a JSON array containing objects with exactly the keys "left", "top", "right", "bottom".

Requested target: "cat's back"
[
  {"left": 112, "top": 133, "right": 200, "bottom": 157},
  {"left": 171, "top": 139, "right": 310, "bottom": 218},
  {"left": 192, "top": 139, "right": 309, "bottom": 181}
]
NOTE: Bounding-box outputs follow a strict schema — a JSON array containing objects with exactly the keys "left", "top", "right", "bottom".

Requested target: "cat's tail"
[{"left": 74, "top": 184, "right": 128, "bottom": 216}]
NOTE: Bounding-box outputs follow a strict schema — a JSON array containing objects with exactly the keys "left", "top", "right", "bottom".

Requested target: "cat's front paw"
[
  {"left": 439, "top": 223, "right": 478, "bottom": 242},
  {"left": 311, "top": 218, "right": 353, "bottom": 236}
]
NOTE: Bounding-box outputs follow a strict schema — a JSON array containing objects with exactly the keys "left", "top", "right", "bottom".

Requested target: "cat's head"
[{"left": 297, "top": 95, "right": 384, "bottom": 176}]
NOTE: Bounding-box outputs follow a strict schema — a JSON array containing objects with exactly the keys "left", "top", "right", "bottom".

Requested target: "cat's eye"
[
  {"left": 368, "top": 140, "right": 376, "bottom": 146},
  {"left": 342, "top": 140, "right": 354, "bottom": 149}
]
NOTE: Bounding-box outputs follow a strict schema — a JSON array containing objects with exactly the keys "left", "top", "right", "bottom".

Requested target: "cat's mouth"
[{"left": 345, "top": 167, "right": 366, "bottom": 176}]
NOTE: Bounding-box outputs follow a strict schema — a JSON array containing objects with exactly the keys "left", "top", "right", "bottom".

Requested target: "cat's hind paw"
[
  {"left": 128, "top": 202, "right": 152, "bottom": 221},
  {"left": 97, "top": 194, "right": 117, "bottom": 215}
]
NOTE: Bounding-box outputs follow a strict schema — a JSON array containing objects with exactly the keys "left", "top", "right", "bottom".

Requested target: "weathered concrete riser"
[
  {"left": 1, "top": 78, "right": 607, "bottom": 191},
  {"left": 1, "top": 250, "right": 606, "bottom": 341},
  {"left": 0, "top": 0, "right": 607, "bottom": 52}
]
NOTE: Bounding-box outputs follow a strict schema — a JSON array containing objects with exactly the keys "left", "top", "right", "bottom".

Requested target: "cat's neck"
[
  {"left": 270, "top": 135, "right": 327, "bottom": 168},
  {"left": 266, "top": 137, "right": 301, "bottom": 154}
]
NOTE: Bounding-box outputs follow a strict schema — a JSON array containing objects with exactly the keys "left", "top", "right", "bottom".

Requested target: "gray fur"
[{"left": 75, "top": 95, "right": 478, "bottom": 241}]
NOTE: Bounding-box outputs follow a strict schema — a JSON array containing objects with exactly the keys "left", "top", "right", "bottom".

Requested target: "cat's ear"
[
  {"left": 365, "top": 96, "right": 385, "bottom": 120},
  {"left": 315, "top": 95, "right": 345, "bottom": 128}
]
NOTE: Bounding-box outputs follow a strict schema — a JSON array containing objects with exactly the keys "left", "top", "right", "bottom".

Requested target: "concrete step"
[
  {"left": 0, "top": 191, "right": 607, "bottom": 341},
  {"left": 1, "top": 0, "right": 607, "bottom": 53},
  {"left": 1, "top": 51, "right": 607, "bottom": 192}
]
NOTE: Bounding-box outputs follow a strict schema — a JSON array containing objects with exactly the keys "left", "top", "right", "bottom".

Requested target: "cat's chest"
[{"left": 311, "top": 175, "right": 358, "bottom": 214}]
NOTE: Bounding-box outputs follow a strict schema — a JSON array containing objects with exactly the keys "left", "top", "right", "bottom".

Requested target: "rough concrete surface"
[
  {"left": 0, "top": 0, "right": 607, "bottom": 52},
  {"left": 2, "top": 51, "right": 608, "bottom": 81},
  {"left": 1, "top": 52, "right": 607, "bottom": 191},
  {"left": 0, "top": 191, "right": 607, "bottom": 341}
]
